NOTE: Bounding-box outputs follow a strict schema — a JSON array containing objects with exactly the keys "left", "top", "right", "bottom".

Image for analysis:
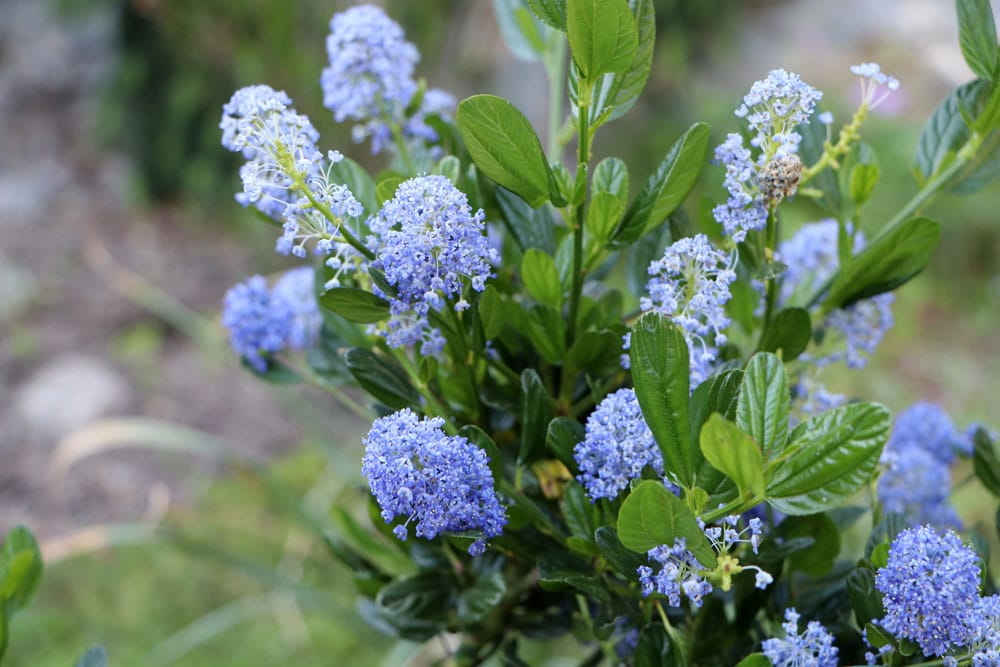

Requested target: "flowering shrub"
[{"left": 218, "top": 1, "right": 1000, "bottom": 665}]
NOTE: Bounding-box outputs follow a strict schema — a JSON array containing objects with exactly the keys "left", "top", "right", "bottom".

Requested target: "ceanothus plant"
[{"left": 217, "top": 1, "right": 1000, "bottom": 665}]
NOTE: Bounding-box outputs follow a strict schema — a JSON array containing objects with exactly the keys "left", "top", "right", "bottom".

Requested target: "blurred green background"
[{"left": 1, "top": 0, "right": 997, "bottom": 664}]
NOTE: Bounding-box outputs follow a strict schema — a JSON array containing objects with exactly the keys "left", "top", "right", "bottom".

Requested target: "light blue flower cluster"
[
  {"left": 778, "top": 220, "right": 894, "bottom": 369},
  {"left": 969, "top": 595, "right": 1000, "bottom": 666},
  {"left": 624, "top": 234, "right": 736, "bottom": 385},
  {"left": 637, "top": 514, "right": 770, "bottom": 608},
  {"left": 220, "top": 86, "right": 366, "bottom": 268},
  {"left": 361, "top": 408, "right": 507, "bottom": 556},
  {"left": 221, "top": 267, "right": 320, "bottom": 372},
  {"left": 875, "top": 526, "right": 982, "bottom": 658},
  {"left": 762, "top": 608, "right": 839, "bottom": 667},
  {"left": 877, "top": 402, "right": 972, "bottom": 527},
  {"left": 574, "top": 388, "right": 662, "bottom": 501},
  {"left": 368, "top": 175, "right": 497, "bottom": 355},
  {"left": 713, "top": 69, "right": 822, "bottom": 242},
  {"left": 322, "top": 4, "right": 455, "bottom": 155},
  {"left": 851, "top": 62, "right": 900, "bottom": 110}
]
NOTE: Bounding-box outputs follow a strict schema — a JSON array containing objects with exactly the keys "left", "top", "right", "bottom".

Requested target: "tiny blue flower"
[
  {"left": 574, "top": 388, "right": 662, "bottom": 501},
  {"left": 762, "top": 608, "right": 839, "bottom": 667},
  {"left": 271, "top": 267, "right": 322, "bottom": 350},
  {"left": 875, "top": 525, "right": 982, "bottom": 658},
  {"left": 221, "top": 275, "right": 294, "bottom": 373},
  {"left": 361, "top": 408, "right": 507, "bottom": 555},
  {"left": 851, "top": 62, "right": 900, "bottom": 110}
]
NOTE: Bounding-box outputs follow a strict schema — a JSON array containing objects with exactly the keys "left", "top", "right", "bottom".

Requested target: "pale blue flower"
[{"left": 763, "top": 608, "right": 839, "bottom": 667}]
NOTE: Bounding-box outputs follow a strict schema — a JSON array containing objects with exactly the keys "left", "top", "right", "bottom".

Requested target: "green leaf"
[
  {"left": 493, "top": 0, "right": 552, "bottom": 60},
  {"left": 521, "top": 248, "right": 563, "bottom": 307},
  {"left": 375, "top": 176, "right": 404, "bottom": 205},
  {"left": 457, "top": 95, "right": 556, "bottom": 208},
  {"left": 567, "top": 0, "right": 638, "bottom": 79},
  {"left": 690, "top": 369, "right": 743, "bottom": 496},
  {"left": 546, "top": 417, "right": 585, "bottom": 472},
  {"left": 319, "top": 288, "right": 390, "bottom": 324},
  {"left": 330, "top": 506, "right": 413, "bottom": 577},
  {"left": 736, "top": 353, "right": 790, "bottom": 460},
  {"left": 374, "top": 572, "right": 453, "bottom": 641},
  {"left": 848, "top": 566, "right": 883, "bottom": 629},
  {"left": 776, "top": 513, "right": 840, "bottom": 576},
  {"left": 0, "top": 526, "right": 42, "bottom": 611},
  {"left": 699, "top": 414, "right": 765, "bottom": 500},
  {"left": 74, "top": 645, "right": 109, "bottom": 667},
  {"left": 343, "top": 348, "right": 420, "bottom": 410},
  {"left": 586, "top": 191, "right": 627, "bottom": 243},
  {"left": 456, "top": 571, "right": 506, "bottom": 624},
  {"left": 766, "top": 402, "right": 891, "bottom": 515},
  {"left": 735, "top": 655, "right": 771, "bottom": 667},
  {"left": 915, "top": 80, "right": 989, "bottom": 182},
  {"left": 538, "top": 569, "right": 609, "bottom": 602},
  {"left": 973, "top": 426, "right": 1000, "bottom": 497},
  {"left": 629, "top": 313, "right": 694, "bottom": 487},
  {"left": 527, "top": 0, "right": 567, "bottom": 30},
  {"left": 434, "top": 155, "right": 462, "bottom": 183},
  {"left": 494, "top": 186, "right": 557, "bottom": 253},
  {"left": 459, "top": 425, "right": 504, "bottom": 485},
  {"left": 849, "top": 163, "right": 880, "bottom": 207},
  {"left": 519, "top": 369, "right": 555, "bottom": 464},
  {"left": 617, "top": 480, "right": 714, "bottom": 567},
  {"left": 329, "top": 156, "right": 377, "bottom": 215},
  {"left": 605, "top": 0, "right": 655, "bottom": 121},
  {"left": 593, "top": 157, "right": 629, "bottom": 200},
  {"left": 957, "top": 0, "right": 999, "bottom": 80},
  {"left": 613, "top": 123, "right": 710, "bottom": 245},
  {"left": 525, "top": 304, "right": 567, "bottom": 363},
  {"left": 595, "top": 526, "right": 644, "bottom": 577},
  {"left": 824, "top": 217, "right": 940, "bottom": 308},
  {"left": 757, "top": 308, "right": 811, "bottom": 361},
  {"left": 478, "top": 285, "right": 506, "bottom": 340},
  {"left": 562, "top": 481, "right": 599, "bottom": 544}
]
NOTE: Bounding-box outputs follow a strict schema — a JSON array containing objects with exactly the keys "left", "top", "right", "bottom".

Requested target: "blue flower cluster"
[
  {"left": 625, "top": 234, "right": 736, "bottom": 385},
  {"left": 368, "top": 175, "right": 497, "bottom": 355},
  {"left": 714, "top": 69, "right": 822, "bottom": 242},
  {"left": 221, "top": 267, "right": 321, "bottom": 372},
  {"left": 762, "top": 608, "right": 839, "bottom": 667},
  {"left": 851, "top": 62, "right": 900, "bottom": 110},
  {"left": 875, "top": 526, "right": 982, "bottom": 658},
  {"left": 321, "top": 4, "right": 455, "bottom": 155},
  {"left": 877, "top": 402, "right": 972, "bottom": 528},
  {"left": 969, "top": 595, "right": 1000, "bottom": 666},
  {"left": 637, "top": 514, "right": 770, "bottom": 608},
  {"left": 220, "top": 86, "right": 365, "bottom": 268},
  {"left": 574, "top": 388, "right": 662, "bottom": 501},
  {"left": 361, "top": 408, "right": 507, "bottom": 556}
]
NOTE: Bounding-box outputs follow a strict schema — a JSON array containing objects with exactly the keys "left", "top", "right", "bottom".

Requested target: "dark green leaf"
[
  {"left": 459, "top": 425, "right": 505, "bottom": 484},
  {"left": 617, "top": 480, "right": 714, "bottom": 567},
  {"left": 634, "top": 624, "right": 672, "bottom": 667},
  {"left": 539, "top": 569, "right": 609, "bottom": 602},
  {"left": 566, "top": 330, "right": 620, "bottom": 376},
  {"left": 757, "top": 308, "right": 811, "bottom": 361},
  {"left": 0, "top": 525, "right": 42, "bottom": 611},
  {"left": 824, "top": 217, "right": 940, "bottom": 308},
  {"left": 691, "top": 369, "right": 743, "bottom": 497},
  {"left": 915, "top": 80, "right": 989, "bottom": 182},
  {"left": 776, "top": 513, "right": 839, "bottom": 576},
  {"left": 629, "top": 313, "right": 694, "bottom": 486},
  {"left": 525, "top": 304, "right": 566, "bottom": 363},
  {"left": 74, "top": 645, "right": 109, "bottom": 667},
  {"left": 494, "top": 186, "right": 557, "bottom": 253},
  {"left": 848, "top": 566, "right": 883, "bottom": 629},
  {"left": 546, "top": 417, "right": 585, "bottom": 472},
  {"left": 567, "top": 0, "right": 638, "bottom": 79},
  {"left": 736, "top": 353, "right": 790, "bottom": 460},
  {"left": 766, "top": 402, "right": 891, "bottom": 515},
  {"left": 595, "top": 526, "right": 644, "bottom": 577},
  {"left": 957, "top": 0, "right": 999, "bottom": 79},
  {"left": 319, "top": 288, "right": 390, "bottom": 323},
  {"left": 562, "top": 481, "right": 599, "bottom": 544},
  {"left": 519, "top": 369, "right": 555, "bottom": 464},
  {"left": 457, "top": 572, "right": 506, "bottom": 624},
  {"left": 374, "top": 572, "right": 453, "bottom": 641},
  {"left": 974, "top": 426, "right": 1000, "bottom": 497},
  {"left": 521, "top": 248, "right": 563, "bottom": 307},
  {"left": 344, "top": 348, "right": 420, "bottom": 410},
  {"left": 479, "top": 285, "right": 506, "bottom": 340},
  {"left": 613, "top": 123, "right": 710, "bottom": 245},
  {"left": 527, "top": 0, "right": 567, "bottom": 30},
  {"left": 699, "top": 414, "right": 765, "bottom": 500},
  {"left": 457, "top": 95, "right": 556, "bottom": 208}
]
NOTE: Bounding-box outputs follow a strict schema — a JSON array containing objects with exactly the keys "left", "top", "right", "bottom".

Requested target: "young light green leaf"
[
  {"left": 766, "top": 402, "right": 891, "bottom": 515},
  {"left": 519, "top": 369, "right": 555, "bottom": 464},
  {"left": 736, "top": 353, "right": 790, "bottom": 460},
  {"left": 457, "top": 95, "right": 556, "bottom": 208},
  {"left": 527, "top": 0, "right": 567, "bottom": 31},
  {"left": 849, "top": 163, "right": 880, "bottom": 207},
  {"left": 700, "top": 413, "right": 765, "bottom": 500},
  {"left": 956, "top": 0, "right": 999, "bottom": 80},
  {"left": 375, "top": 176, "right": 404, "bottom": 205},
  {"left": 319, "top": 288, "right": 390, "bottom": 324},
  {"left": 592, "top": 156, "right": 629, "bottom": 200},
  {"left": 521, "top": 248, "right": 563, "bottom": 307},
  {"left": 0, "top": 526, "right": 42, "bottom": 611},
  {"left": 629, "top": 312, "right": 694, "bottom": 487},
  {"left": 586, "top": 191, "right": 626, "bottom": 242},
  {"left": 612, "top": 122, "right": 710, "bottom": 245},
  {"left": 824, "top": 217, "right": 940, "bottom": 308},
  {"left": 567, "top": 0, "right": 638, "bottom": 79},
  {"left": 616, "top": 480, "right": 714, "bottom": 567}
]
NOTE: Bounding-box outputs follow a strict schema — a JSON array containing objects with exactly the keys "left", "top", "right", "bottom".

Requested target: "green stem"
[
  {"left": 755, "top": 208, "right": 779, "bottom": 350},
  {"left": 566, "top": 79, "right": 593, "bottom": 348}
]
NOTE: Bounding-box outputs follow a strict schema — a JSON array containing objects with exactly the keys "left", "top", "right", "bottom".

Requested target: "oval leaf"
[
  {"left": 567, "top": 0, "right": 638, "bottom": 79},
  {"left": 616, "top": 480, "right": 714, "bottom": 567},
  {"left": 736, "top": 353, "right": 790, "bottom": 460},
  {"left": 344, "top": 348, "right": 420, "bottom": 410},
  {"left": 699, "top": 414, "right": 765, "bottom": 500},
  {"left": 521, "top": 248, "right": 563, "bottom": 307},
  {"left": 957, "top": 0, "right": 999, "bottom": 80},
  {"left": 319, "top": 288, "right": 390, "bottom": 324},
  {"left": 757, "top": 308, "right": 811, "bottom": 361},
  {"left": 519, "top": 369, "right": 555, "bottom": 464}
]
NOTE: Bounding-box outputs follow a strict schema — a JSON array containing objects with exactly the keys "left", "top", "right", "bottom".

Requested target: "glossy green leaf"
[
  {"left": 915, "top": 80, "right": 988, "bottom": 182},
  {"left": 699, "top": 414, "right": 765, "bottom": 500},
  {"left": 456, "top": 571, "right": 506, "bottom": 624},
  {"left": 757, "top": 308, "right": 811, "bottom": 361},
  {"left": 766, "top": 402, "right": 891, "bottom": 515},
  {"left": 629, "top": 312, "right": 694, "bottom": 486},
  {"left": 617, "top": 480, "right": 714, "bottom": 567},
  {"left": 519, "top": 369, "right": 555, "bottom": 463},
  {"left": 593, "top": 157, "right": 629, "bottom": 200},
  {"left": 521, "top": 248, "right": 563, "bottom": 307},
  {"left": 605, "top": 0, "right": 655, "bottom": 121},
  {"left": 736, "top": 353, "right": 790, "bottom": 460},
  {"left": 319, "top": 288, "right": 390, "bottom": 324},
  {"left": 595, "top": 526, "right": 644, "bottom": 577},
  {"left": 525, "top": 304, "right": 566, "bottom": 363},
  {"left": 690, "top": 369, "right": 743, "bottom": 496},
  {"left": 562, "top": 481, "right": 599, "bottom": 544},
  {"left": 527, "top": 0, "right": 566, "bottom": 30},
  {"left": 373, "top": 572, "right": 453, "bottom": 641},
  {"left": 957, "top": 0, "right": 999, "bottom": 80},
  {"left": 457, "top": 95, "right": 555, "bottom": 208},
  {"left": 824, "top": 217, "right": 940, "bottom": 308},
  {"left": 478, "top": 285, "right": 505, "bottom": 340},
  {"left": 848, "top": 566, "right": 883, "bottom": 629},
  {"left": 973, "top": 426, "right": 1000, "bottom": 497},
  {"left": 343, "top": 348, "right": 420, "bottom": 410},
  {"left": 494, "top": 186, "right": 557, "bottom": 253},
  {"left": 613, "top": 123, "right": 710, "bottom": 245},
  {"left": 567, "top": 0, "right": 638, "bottom": 79},
  {"left": 0, "top": 526, "right": 42, "bottom": 611},
  {"left": 586, "top": 191, "right": 626, "bottom": 243},
  {"left": 538, "top": 569, "right": 609, "bottom": 602},
  {"left": 546, "top": 417, "right": 585, "bottom": 472}
]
